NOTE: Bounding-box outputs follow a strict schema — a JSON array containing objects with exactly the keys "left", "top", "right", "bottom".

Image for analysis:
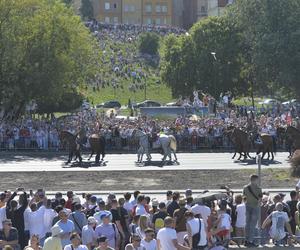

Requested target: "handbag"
[{"left": 192, "top": 218, "right": 202, "bottom": 248}]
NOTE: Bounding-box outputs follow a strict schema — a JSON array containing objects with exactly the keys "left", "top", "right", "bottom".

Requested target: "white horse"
[{"left": 132, "top": 129, "right": 178, "bottom": 166}]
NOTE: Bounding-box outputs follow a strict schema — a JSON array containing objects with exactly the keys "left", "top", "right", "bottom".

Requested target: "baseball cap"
[
  {"left": 99, "top": 211, "right": 111, "bottom": 220},
  {"left": 90, "top": 196, "right": 97, "bottom": 203},
  {"left": 278, "top": 193, "right": 286, "bottom": 198},
  {"left": 97, "top": 235, "right": 108, "bottom": 243},
  {"left": 87, "top": 217, "right": 97, "bottom": 224}
]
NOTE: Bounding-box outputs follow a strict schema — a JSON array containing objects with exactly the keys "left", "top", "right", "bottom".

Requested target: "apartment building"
[
  {"left": 122, "top": 0, "right": 142, "bottom": 24},
  {"left": 92, "top": 0, "right": 122, "bottom": 23},
  {"left": 142, "top": 0, "right": 173, "bottom": 25}
]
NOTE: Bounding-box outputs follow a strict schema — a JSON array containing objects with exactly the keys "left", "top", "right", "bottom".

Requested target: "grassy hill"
[{"left": 79, "top": 30, "right": 174, "bottom": 106}]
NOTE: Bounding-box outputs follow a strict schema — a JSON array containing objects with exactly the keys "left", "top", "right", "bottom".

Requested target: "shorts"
[{"left": 216, "top": 229, "right": 230, "bottom": 238}]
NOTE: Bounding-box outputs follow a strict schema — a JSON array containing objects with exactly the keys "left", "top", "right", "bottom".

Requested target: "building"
[
  {"left": 92, "top": 0, "right": 122, "bottom": 24},
  {"left": 207, "top": 0, "right": 232, "bottom": 17},
  {"left": 122, "top": 0, "right": 142, "bottom": 24},
  {"left": 142, "top": 0, "right": 173, "bottom": 25},
  {"left": 196, "top": 0, "right": 208, "bottom": 20}
]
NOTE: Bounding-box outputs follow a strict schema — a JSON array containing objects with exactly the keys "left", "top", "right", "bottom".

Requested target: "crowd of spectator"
[
  {"left": 0, "top": 101, "right": 300, "bottom": 152},
  {"left": 1, "top": 176, "right": 300, "bottom": 250}
]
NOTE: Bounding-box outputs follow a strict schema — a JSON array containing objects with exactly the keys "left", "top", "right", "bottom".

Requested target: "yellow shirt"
[{"left": 43, "top": 236, "right": 62, "bottom": 250}]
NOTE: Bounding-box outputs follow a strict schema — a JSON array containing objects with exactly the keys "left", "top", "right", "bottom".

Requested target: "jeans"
[{"left": 245, "top": 205, "right": 259, "bottom": 243}]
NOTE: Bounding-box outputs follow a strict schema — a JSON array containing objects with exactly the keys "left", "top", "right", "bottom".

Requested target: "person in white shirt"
[
  {"left": 125, "top": 234, "right": 146, "bottom": 250},
  {"left": 135, "top": 195, "right": 148, "bottom": 216},
  {"left": 235, "top": 195, "right": 246, "bottom": 245},
  {"left": 27, "top": 203, "right": 46, "bottom": 245},
  {"left": 44, "top": 199, "right": 57, "bottom": 238},
  {"left": 64, "top": 233, "right": 88, "bottom": 250},
  {"left": 0, "top": 206, "right": 7, "bottom": 230},
  {"left": 191, "top": 202, "right": 211, "bottom": 226},
  {"left": 262, "top": 202, "right": 294, "bottom": 245},
  {"left": 185, "top": 211, "right": 207, "bottom": 249},
  {"left": 156, "top": 217, "right": 189, "bottom": 250},
  {"left": 82, "top": 217, "right": 97, "bottom": 250},
  {"left": 141, "top": 228, "right": 156, "bottom": 250}
]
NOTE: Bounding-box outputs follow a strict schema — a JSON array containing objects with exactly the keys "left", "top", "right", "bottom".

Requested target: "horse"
[
  {"left": 88, "top": 134, "right": 106, "bottom": 164},
  {"left": 132, "top": 129, "right": 178, "bottom": 166},
  {"left": 131, "top": 129, "right": 152, "bottom": 163},
  {"left": 286, "top": 126, "right": 300, "bottom": 156},
  {"left": 290, "top": 149, "right": 300, "bottom": 177},
  {"left": 59, "top": 131, "right": 82, "bottom": 164},
  {"left": 256, "top": 134, "right": 276, "bottom": 161},
  {"left": 225, "top": 127, "right": 252, "bottom": 160}
]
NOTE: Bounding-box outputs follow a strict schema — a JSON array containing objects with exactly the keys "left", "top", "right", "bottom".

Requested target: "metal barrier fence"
[{"left": 0, "top": 135, "right": 286, "bottom": 152}]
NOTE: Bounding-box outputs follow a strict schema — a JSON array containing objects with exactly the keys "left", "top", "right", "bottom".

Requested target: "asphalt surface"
[{"left": 0, "top": 152, "right": 290, "bottom": 172}]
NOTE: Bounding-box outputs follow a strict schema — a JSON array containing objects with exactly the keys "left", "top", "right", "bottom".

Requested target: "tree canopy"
[
  {"left": 0, "top": 0, "right": 99, "bottom": 117},
  {"left": 160, "top": 0, "right": 300, "bottom": 99},
  {"left": 138, "top": 32, "right": 160, "bottom": 56}
]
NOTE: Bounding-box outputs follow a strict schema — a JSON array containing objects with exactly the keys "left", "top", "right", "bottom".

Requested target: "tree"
[
  {"left": 0, "top": 0, "right": 99, "bottom": 118},
  {"left": 80, "top": 0, "right": 94, "bottom": 20},
  {"left": 138, "top": 32, "right": 160, "bottom": 56},
  {"left": 229, "top": 0, "right": 300, "bottom": 98},
  {"left": 161, "top": 16, "right": 244, "bottom": 98}
]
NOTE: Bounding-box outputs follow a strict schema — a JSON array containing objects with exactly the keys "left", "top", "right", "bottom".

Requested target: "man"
[
  {"left": 55, "top": 210, "right": 75, "bottom": 247},
  {"left": 6, "top": 188, "right": 28, "bottom": 249},
  {"left": 82, "top": 217, "right": 97, "bottom": 250},
  {"left": 27, "top": 202, "right": 46, "bottom": 245},
  {"left": 262, "top": 202, "right": 294, "bottom": 245},
  {"left": 157, "top": 217, "right": 189, "bottom": 250},
  {"left": 243, "top": 174, "right": 262, "bottom": 247},
  {"left": 65, "top": 191, "right": 74, "bottom": 210},
  {"left": 287, "top": 190, "right": 298, "bottom": 234},
  {"left": 110, "top": 199, "right": 125, "bottom": 240},
  {"left": 43, "top": 225, "right": 63, "bottom": 250},
  {"left": 125, "top": 234, "right": 145, "bottom": 250},
  {"left": 191, "top": 200, "right": 211, "bottom": 227},
  {"left": 165, "top": 191, "right": 173, "bottom": 208},
  {"left": 43, "top": 199, "right": 57, "bottom": 239},
  {"left": 64, "top": 233, "right": 88, "bottom": 250},
  {"left": 123, "top": 193, "right": 133, "bottom": 215},
  {"left": 69, "top": 203, "right": 87, "bottom": 235},
  {"left": 0, "top": 219, "right": 19, "bottom": 249},
  {"left": 94, "top": 235, "right": 114, "bottom": 250},
  {"left": 173, "top": 199, "right": 188, "bottom": 244},
  {"left": 152, "top": 202, "right": 168, "bottom": 233},
  {"left": 167, "top": 192, "right": 180, "bottom": 217}
]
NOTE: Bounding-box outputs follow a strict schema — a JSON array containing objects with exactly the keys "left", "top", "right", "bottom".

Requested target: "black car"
[
  {"left": 136, "top": 100, "right": 161, "bottom": 108},
  {"left": 96, "top": 100, "right": 121, "bottom": 109}
]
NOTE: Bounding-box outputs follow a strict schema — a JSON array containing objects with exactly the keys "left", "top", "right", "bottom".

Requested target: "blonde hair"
[{"left": 138, "top": 215, "right": 148, "bottom": 231}]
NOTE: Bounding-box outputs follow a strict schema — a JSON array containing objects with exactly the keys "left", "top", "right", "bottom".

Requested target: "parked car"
[
  {"left": 96, "top": 100, "right": 121, "bottom": 109},
  {"left": 258, "top": 99, "right": 280, "bottom": 106},
  {"left": 166, "top": 102, "right": 180, "bottom": 107},
  {"left": 282, "top": 99, "right": 299, "bottom": 106},
  {"left": 135, "top": 100, "right": 161, "bottom": 108}
]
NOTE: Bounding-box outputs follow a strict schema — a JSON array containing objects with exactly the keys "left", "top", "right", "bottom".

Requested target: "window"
[
  {"left": 104, "top": 2, "right": 110, "bottom": 10},
  {"left": 161, "top": 5, "right": 167, "bottom": 13},
  {"left": 163, "top": 17, "right": 167, "bottom": 24},
  {"left": 156, "top": 5, "right": 161, "bottom": 13},
  {"left": 145, "top": 4, "right": 152, "bottom": 12},
  {"left": 201, "top": 6, "right": 206, "bottom": 12},
  {"left": 130, "top": 5, "right": 135, "bottom": 12},
  {"left": 124, "top": 4, "right": 129, "bottom": 12},
  {"left": 113, "top": 16, "right": 118, "bottom": 23},
  {"left": 146, "top": 18, "right": 152, "bottom": 25},
  {"left": 104, "top": 16, "right": 110, "bottom": 23},
  {"left": 113, "top": 3, "right": 117, "bottom": 9},
  {"left": 156, "top": 18, "right": 161, "bottom": 25}
]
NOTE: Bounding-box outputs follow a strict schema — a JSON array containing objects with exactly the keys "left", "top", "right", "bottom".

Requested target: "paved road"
[{"left": 0, "top": 152, "right": 290, "bottom": 172}]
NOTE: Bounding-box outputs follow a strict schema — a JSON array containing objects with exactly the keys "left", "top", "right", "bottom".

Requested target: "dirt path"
[{"left": 0, "top": 168, "right": 294, "bottom": 191}]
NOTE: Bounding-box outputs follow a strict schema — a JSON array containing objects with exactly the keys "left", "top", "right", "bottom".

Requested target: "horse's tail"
[
  {"left": 169, "top": 135, "right": 177, "bottom": 152},
  {"left": 290, "top": 150, "right": 300, "bottom": 177}
]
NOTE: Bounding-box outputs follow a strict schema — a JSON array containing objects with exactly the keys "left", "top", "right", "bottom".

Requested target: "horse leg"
[
  {"left": 101, "top": 149, "right": 105, "bottom": 161},
  {"left": 267, "top": 151, "right": 270, "bottom": 160},
  {"left": 261, "top": 151, "right": 266, "bottom": 160},
  {"left": 88, "top": 150, "right": 94, "bottom": 161},
  {"left": 232, "top": 152, "right": 236, "bottom": 159},
  {"left": 95, "top": 153, "right": 100, "bottom": 164},
  {"left": 173, "top": 151, "right": 178, "bottom": 162},
  {"left": 238, "top": 152, "right": 242, "bottom": 160},
  {"left": 271, "top": 151, "right": 274, "bottom": 161},
  {"left": 67, "top": 151, "right": 73, "bottom": 164}
]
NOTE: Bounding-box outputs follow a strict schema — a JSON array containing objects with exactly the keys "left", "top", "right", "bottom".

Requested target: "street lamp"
[{"left": 210, "top": 52, "right": 218, "bottom": 97}]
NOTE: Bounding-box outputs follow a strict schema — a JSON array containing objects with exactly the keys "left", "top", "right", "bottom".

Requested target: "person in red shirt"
[{"left": 65, "top": 191, "right": 74, "bottom": 210}]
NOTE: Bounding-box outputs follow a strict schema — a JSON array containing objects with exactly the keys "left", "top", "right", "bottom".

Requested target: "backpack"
[
  {"left": 154, "top": 218, "right": 165, "bottom": 232},
  {"left": 86, "top": 205, "right": 97, "bottom": 218}
]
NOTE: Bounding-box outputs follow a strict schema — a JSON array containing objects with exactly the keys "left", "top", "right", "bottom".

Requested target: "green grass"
[{"left": 233, "top": 97, "right": 264, "bottom": 107}]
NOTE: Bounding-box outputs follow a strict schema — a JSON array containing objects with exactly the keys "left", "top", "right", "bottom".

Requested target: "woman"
[
  {"left": 24, "top": 235, "right": 42, "bottom": 250},
  {"left": 136, "top": 215, "right": 148, "bottom": 240},
  {"left": 141, "top": 228, "right": 156, "bottom": 250}
]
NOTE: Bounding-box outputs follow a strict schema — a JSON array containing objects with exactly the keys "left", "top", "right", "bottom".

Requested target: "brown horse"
[
  {"left": 88, "top": 134, "right": 106, "bottom": 164},
  {"left": 286, "top": 126, "right": 300, "bottom": 154},
  {"left": 225, "top": 127, "right": 252, "bottom": 160},
  {"left": 59, "top": 131, "right": 82, "bottom": 164},
  {"left": 290, "top": 149, "right": 300, "bottom": 177},
  {"left": 256, "top": 134, "right": 276, "bottom": 161}
]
